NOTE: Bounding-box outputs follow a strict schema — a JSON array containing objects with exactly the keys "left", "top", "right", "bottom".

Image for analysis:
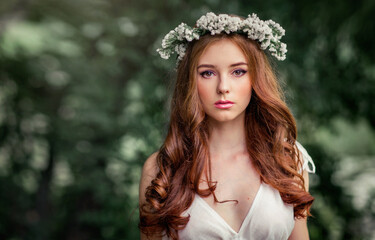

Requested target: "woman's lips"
[{"left": 214, "top": 100, "right": 234, "bottom": 109}]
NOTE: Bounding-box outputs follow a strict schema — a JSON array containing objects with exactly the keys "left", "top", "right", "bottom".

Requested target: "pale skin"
[{"left": 139, "top": 39, "right": 310, "bottom": 239}]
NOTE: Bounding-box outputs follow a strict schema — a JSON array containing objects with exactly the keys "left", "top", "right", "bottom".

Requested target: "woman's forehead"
[{"left": 197, "top": 39, "right": 248, "bottom": 67}]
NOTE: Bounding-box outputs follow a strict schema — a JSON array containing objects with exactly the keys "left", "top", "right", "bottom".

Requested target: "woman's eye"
[
  {"left": 232, "top": 69, "right": 247, "bottom": 77},
  {"left": 200, "top": 71, "right": 215, "bottom": 78}
]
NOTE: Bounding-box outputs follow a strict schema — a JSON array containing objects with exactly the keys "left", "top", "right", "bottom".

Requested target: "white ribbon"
[{"left": 296, "top": 141, "right": 316, "bottom": 174}]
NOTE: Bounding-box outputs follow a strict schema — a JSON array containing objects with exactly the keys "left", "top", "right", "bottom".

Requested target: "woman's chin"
[{"left": 207, "top": 114, "right": 243, "bottom": 124}]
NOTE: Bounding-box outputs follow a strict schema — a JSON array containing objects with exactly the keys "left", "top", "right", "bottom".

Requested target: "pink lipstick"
[{"left": 214, "top": 100, "right": 234, "bottom": 109}]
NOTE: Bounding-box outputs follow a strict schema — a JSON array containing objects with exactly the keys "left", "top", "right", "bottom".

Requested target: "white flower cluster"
[
  {"left": 156, "top": 12, "right": 287, "bottom": 63},
  {"left": 196, "top": 12, "right": 243, "bottom": 35},
  {"left": 156, "top": 23, "right": 200, "bottom": 61}
]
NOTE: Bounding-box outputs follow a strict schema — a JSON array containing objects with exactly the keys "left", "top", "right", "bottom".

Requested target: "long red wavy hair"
[{"left": 139, "top": 33, "right": 314, "bottom": 239}]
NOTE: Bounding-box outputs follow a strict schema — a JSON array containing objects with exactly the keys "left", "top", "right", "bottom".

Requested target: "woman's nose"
[{"left": 217, "top": 75, "right": 230, "bottom": 94}]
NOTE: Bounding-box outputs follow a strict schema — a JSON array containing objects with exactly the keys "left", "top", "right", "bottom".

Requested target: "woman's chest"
[
  {"left": 197, "top": 157, "right": 261, "bottom": 232},
  {"left": 174, "top": 183, "right": 295, "bottom": 240}
]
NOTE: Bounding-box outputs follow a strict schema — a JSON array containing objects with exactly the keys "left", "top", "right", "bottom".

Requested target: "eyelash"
[
  {"left": 199, "top": 69, "right": 247, "bottom": 78},
  {"left": 200, "top": 71, "right": 215, "bottom": 78},
  {"left": 232, "top": 69, "right": 247, "bottom": 77}
]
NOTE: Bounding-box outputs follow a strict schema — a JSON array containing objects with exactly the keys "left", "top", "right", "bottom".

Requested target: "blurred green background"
[{"left": 0, "top": 0, "right": 374, "bottom": 239}]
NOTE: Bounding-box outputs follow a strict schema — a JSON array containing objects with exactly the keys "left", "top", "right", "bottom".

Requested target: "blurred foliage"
[{"left": 0, "top": 0, "right": 374, "bottom": 239}]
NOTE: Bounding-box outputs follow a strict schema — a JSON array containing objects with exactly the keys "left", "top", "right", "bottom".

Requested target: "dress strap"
[{"left": 295, "top": 141, "right": 316, "bottom": 174}]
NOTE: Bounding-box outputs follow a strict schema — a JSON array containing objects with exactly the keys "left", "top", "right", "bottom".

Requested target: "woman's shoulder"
[
  {"left": 139, "top": 152, "right": 163, "bottom": 240},
  {"left": 139, "top": 152, "right": 160, "bottom": 203},
  {"left": 142, "top": 152, "right": 160, "bottom": 176}
]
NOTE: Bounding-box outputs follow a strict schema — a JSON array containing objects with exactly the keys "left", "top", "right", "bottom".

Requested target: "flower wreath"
[{"left": 156, "top": 12, "right": 287, "bottom": 64}]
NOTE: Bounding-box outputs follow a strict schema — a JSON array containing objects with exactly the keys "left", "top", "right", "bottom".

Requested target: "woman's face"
[{"left": 196, "top": 38, "right": 252, "bottom": 123}]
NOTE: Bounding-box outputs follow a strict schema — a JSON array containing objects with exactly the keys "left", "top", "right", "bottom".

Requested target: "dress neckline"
[{"left": 195, "top": 182, "right": 264, "bottom": 235}]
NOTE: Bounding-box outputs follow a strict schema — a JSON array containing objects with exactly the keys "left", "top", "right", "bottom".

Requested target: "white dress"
[{"left": 162, "top": 142, "right": 316, "bottom": 240}]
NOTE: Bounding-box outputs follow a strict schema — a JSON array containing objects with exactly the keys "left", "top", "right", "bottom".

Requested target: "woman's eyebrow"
[
  {"left": 197, "top": 64, "right": 215, "bottom": 69},
  {"left": 197, "top": 62, "right": 247, "bottom": 69},
  {"left": 230, "top": 62, "right": 247, "bottom": 67}
]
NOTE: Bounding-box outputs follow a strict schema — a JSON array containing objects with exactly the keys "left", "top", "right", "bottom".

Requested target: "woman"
[{"left": 139, "top": 13, "right": 315, "bottom": 240}]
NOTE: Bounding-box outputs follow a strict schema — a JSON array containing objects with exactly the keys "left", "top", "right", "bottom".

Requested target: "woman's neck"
[{"left": 208, "top": 114, "right": 247, "bottom": 158}]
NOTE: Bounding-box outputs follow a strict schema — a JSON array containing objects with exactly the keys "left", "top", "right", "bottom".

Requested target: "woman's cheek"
[
  {"left": 197, "top": 84, "right": 212, "bottom": 106},
  {"left": 237, "top": 84, "right": 252, "bottom": 103}
]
